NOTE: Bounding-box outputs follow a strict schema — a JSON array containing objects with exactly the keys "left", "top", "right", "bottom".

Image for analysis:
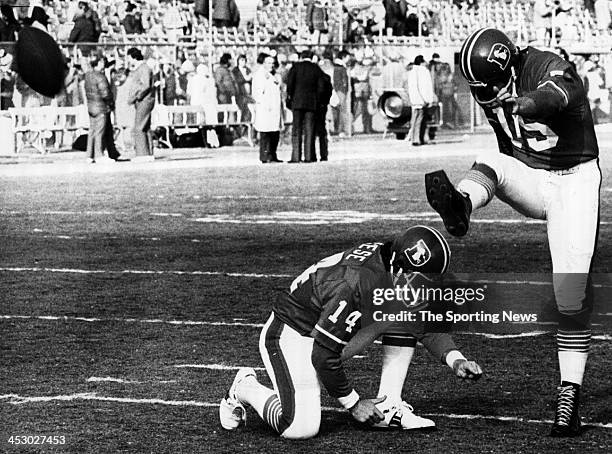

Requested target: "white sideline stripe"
[
  {"left": 0, "top": 393, "right": 610, "bottom": 429},
  {"left": 87, "top": 377, "right": 177, "bottom": 384},
  {"left": 1, "top": 316, "right": 611, "bottom": 340},
  {"left": 0, "top": 267, "right": 292, "bottom": 279},
  {"left": 4, "top": 268, "right": 612, "bottom": 289},
  {"left": 2, "top": 209, "right": 611, "bottom": 226},
  {"left": 28, "top": 234, "right": 206, "bottom": 243},
  {"left": 0, "top": 315, "right": 264, "bottom": 328},
  {"left": 466, "top": 331, "right": 547, "bottom": 339},
  {"left": 1, "top": 210, "right": 120, "bottom": 215},
  {"left": 211, "top": 196, "right": 333, "bottom": 200},
  {"left": 173, "top": 364, "right": 266, "bottom": 371}
]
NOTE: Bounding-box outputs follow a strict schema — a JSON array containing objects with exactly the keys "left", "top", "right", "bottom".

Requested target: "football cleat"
[
  {"left": 373, "top": 400, "right": 436, "bottom": 431},
  {"left": 425, "top": 170, "right": 472, "bottom": 237},
  {"left": 550, "top": 383, "right": 582, "bottom": 437},
  {"left": 219, "top": 367, "right": 256, "bottom": 430}
]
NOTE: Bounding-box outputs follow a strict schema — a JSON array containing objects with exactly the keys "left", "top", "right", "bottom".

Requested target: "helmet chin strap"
[{"left": 390, "top": 251, "right": 406, "bottom": 285}]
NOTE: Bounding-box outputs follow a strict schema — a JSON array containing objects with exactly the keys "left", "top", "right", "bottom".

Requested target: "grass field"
[{"left": 1, "top": 131, "right": 611, "bottom": 453}]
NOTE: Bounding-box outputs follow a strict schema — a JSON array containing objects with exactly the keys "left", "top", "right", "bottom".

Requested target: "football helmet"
[
  {"left": 390, "top": 225, "right": 450, "bottom": 275},
  {"left": 459, "top": 27, "right": 518, "bottom": 104}
]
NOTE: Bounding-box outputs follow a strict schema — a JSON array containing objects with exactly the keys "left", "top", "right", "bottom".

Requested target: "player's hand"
[
  {"left": 452, "top": 359, "right": 483, "bottom": 380},
  {"left": 492, "top": 85, "right": 518, "bottom": 113},
  {"left": 350, "top": 395, "right": 386, "bottom": 424}
]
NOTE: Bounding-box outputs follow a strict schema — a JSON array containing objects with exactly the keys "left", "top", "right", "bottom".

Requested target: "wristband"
[
  {"left": 338, "top": 389, "right": 360, "bottom": 410},
  {"left": 445, "top": 350, "right": 467, "bottom": 369}
]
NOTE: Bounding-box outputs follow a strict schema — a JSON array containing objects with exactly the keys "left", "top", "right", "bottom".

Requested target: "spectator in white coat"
[
  {"left": 187, "top": 63, "right": 218, "bottom": 125},
  {"left": 253, "top": 54, "right": 283, "bottom": 163},
  {"left": 404, "top": 55, "right": 434, "bottom": 146}
]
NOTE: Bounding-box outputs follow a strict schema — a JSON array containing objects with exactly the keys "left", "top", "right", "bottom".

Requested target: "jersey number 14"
[{"left": 328, "top": 300, "right": 362, "bottom": 333}]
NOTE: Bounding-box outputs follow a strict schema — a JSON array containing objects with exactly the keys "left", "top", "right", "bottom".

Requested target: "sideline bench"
[{"left": 8, "top": 106, "right": 89, "bottom": 153}]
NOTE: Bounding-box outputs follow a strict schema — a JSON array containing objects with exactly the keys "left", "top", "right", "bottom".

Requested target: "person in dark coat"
[
  {"left": 231, "top": 54, "right": 252, "bottom": 125},
  {"left": 312, "top": 70, "right": 332, "bottom": 161},
  {"left": 383, "top": 0, "right": 407, "bottom": 36},
  {"left": 84, "top": 57, "right": 119, "bottom": 162},
  {"left": 0, "top": 5, "right": 20, "bottom": 42},
  {"left": 123, "top": 3, "right": 144, "bottom": 34},
  {"left": 285, "top": 50, "right": 326, "bottom": 163},
  {"left": 212, "top": 0, "right": 240, "bottom": 27},
  {"left": 214, "top": 53, "right": 238, "bottom": 104},
  {"left": 69, "top": 2, "right": 98, "bottom": 43},
  {"left": 126, "top": 47, "right": 155, "bottom": 159}
]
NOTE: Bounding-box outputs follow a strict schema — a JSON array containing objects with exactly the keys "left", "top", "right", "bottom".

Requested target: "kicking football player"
[
  {"left": 219, "top": 225, "right": 482, "bottom": 439},
  {"left": 425, "top": 28, "right": 600, "bottom": 437}
]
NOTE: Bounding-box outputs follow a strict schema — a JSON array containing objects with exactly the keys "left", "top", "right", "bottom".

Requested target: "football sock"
[
  {"left": 235, "top": 375, "right": 276, "bottom": 420},
  {"left": 378, "top": 342, "right": 416, "bottom": 404},
  {"left": 557, "top": 329, "right": 590, "bottom": 386},
  {"left": 262, "top": 395, "right": 283, "bottom": 433},
  {"left": 457, "top": 163, "right": 498, "bottom": 210}
]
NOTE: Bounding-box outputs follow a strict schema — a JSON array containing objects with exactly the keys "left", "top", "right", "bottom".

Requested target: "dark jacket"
[
  {"left": 127, "top": 62, "right": 154, "bottom": 106},
  {"left": 383, "top": 0, "right": 407, "bottom": 35},
  {"left": 213, "top": 0, "right": 240, "bottom": 26},
  {"left": 317, "top": 72, "right": 333, "bottom": 108},
  {"left": 123, "top": 13, "right": 144, "bottom": 34},
  {"left": 286, "top": 60, "right": 326, "bottom": 111},
  {"left": 214, "top": 64, "right": 238, "bottom": 102},
  {"left": 0, "top": 18, "right": 19, "bottom": 41},
  {"left": 231, "top": 66, "right": 251, "bottom": 97},
  {"left": 84, "top": 70, "right": 114, "bottom": 116},
  {"left": 69, "top": 15, "right": 98, "bottom": 42},
  {"left": 332, "top": 63, "right": 349, "bottom": 94},
  {"left": 306, "top": 1, "right": 328, "bottom": 32}
]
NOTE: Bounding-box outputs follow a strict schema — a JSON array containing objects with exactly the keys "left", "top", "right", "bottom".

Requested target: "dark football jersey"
[
  {"left": 482, "top": 47, "right": 598, "bottom": 170},
  {"left": 273, "top": 242, "right": 392, "bottom": 354}
]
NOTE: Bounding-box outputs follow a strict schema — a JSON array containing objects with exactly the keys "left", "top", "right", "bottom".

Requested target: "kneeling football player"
[{"left": 219, "top": 225, "right": 482, "bottom": 439}]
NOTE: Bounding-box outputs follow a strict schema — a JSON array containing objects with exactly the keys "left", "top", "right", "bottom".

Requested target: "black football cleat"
[
  {"left": 550, "top": 383, "right": 582, "bottom": 437},
  {"left": 425, "top": 170, "right": 472, "bottom": 237}
]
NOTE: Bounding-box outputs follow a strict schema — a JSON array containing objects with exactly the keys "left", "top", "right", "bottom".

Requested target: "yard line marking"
[
  {"left": 173, "top": 364, "right": 266, "bottom": 371},
  {"left": 0, "top": 267, "right": 292, "bottom": 279},
  {"left": 0, "top": 393, "right": 610, "bottom": 429},
  {"left": 2, "top": 209, "right": 610, "bottom": 226},
  {"left": 0, "top": 267, "right": 610, "bottom": 287},
  {"left": 0, "top": 315, "right": 265, "bottom": 328},
  {"left": 1, "top": 210, "right": 120, "bottom": 215},
  {"left": 463, "top": 331, "right": 548, "bottom": 339},
  {"left": 211, "top": 195, "right": 333, "bottom": 200},
  {"left": 0, "top": 393, "right": 218, "bottom": 407},
  {"left": 1, "top": 315, "right": 610, "bottom": 341},
  {"left": 86, "top": 377, "right": 177, "bottom": 384},
  {"left": 3, "top": 267, "right": 612, "bottom": 289},
  {"left": 420, "top": 412, "right": 612, "bottom": 429}
]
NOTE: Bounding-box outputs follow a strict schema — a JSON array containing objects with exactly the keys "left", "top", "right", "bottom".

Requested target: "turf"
[{"left": 1, "top": 132, "right": 611, "bottom": 453}]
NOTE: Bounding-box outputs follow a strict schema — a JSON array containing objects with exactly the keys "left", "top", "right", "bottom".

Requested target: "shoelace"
[
  {"left": 401, "top": 402, "right": 415, "bottom": 414},
  {"left": 554, "top": 385, "right": 576, "bottom": 426}
]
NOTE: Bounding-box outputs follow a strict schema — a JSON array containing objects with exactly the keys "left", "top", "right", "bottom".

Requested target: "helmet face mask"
[{"left": 470, "top": 68, "right": 516, "bottom": 106}]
